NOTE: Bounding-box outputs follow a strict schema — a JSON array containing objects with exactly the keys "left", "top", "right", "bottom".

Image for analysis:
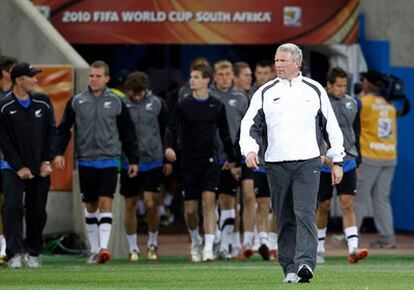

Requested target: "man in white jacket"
[{"left": 240, "top": 43, "right": 345, "bottom": 283}]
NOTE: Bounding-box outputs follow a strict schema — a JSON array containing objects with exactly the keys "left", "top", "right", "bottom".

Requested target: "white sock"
[
  {"left": 84, "top": 209, "right": 99, "bottom": 254},
  {"left": 258, "top": 231, "right": 268, "bottom": 245},
  {"left": 219, "top": 209, "right": 235, "bottom": 252},
  {"left": 204, "top": 234, "right": 215, "bottom": 252},
  {"left": 317, "top": 228, "right": 327, "bottom": 253},
  {"left": 99, "top": 212, "right": 113, "bottom": 250},
  {"left": 189, "top": 227, "right": 202, "bottom": 246},
  {"left": 243, "top": 231, "right": 254, "bottom": 247},
  {"left": 163, "top": 193, "right": 173, "bottom": 206},
  {"left": 268, "top": 232, "right": 278, "bottom": 250},
  {"left": 127, "top": 234, "right": 139, "bottom": 252},
  {"left": 345, "top": 226, "right": 359, "bottom": 253},
  {"left": 0, "top": 234, "right": 6, "bottom": 256},
  {"left": 148, "top": 231, "right": 159, "bottom": 247},
  {"left": 232, "top": 232, "right": 241, "bottom": 249}
]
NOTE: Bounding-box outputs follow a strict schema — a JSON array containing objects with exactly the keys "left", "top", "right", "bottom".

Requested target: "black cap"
[
  {"left": 361, "top": 70, "right": 386, "bottom": 87},
  {"left": 11, "top": 63, "right": 42, "bottom": 80}
]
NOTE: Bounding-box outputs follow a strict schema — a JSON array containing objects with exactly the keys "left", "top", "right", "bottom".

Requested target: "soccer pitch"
[{"left": 1, "top": 255, "right": 413, "bottom": 289}]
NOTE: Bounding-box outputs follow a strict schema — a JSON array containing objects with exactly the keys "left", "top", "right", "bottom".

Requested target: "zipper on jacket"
[{"left": 92, "top": 96, "right": 98, "bottom": 160}]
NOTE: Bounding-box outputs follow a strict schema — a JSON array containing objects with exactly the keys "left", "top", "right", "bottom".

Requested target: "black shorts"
[
  {"left": 78, "top": 166, "right": 118, "bottom": 203},
  {"left": 217, "top": 169, "right": 238, "bottom": 196},
  {"left": 241, "top": 163, "right": 254, "bottom": 180},
  {"left": 120, "top": 167, "right": 163, "bottom": 197},
  {"left": 318, "top": 169, "right": 357, "bottom": 202},
  {"left": 254, "top": 171, "right": 270, "bottom": 198},
  {"left": 182, "top": 160, "right": 220, "bottom": 201}
]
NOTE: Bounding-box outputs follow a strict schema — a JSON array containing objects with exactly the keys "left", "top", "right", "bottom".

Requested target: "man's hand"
[
  {"left": 246, "top": 152, "right": 259, "bottom": 169},
  {"left": 163, "top": 163, "right": 173, "bottom": 176},
  {"left": 128, "top": 164, "right": 139, "bottom": 177},
  {"left": 230, "top": 166, "right": 242, "bottom": 181},
  {"left": 331, "top": 165, "right": 343, "bottom": 185},
  {"left": 17, "top": 167, "right": 34, "bottom": 180},
  {"left": 321, "top": 155, "right": 334, "bottom": 168},
  {"left": 165, "top": 148, "right": 176, "bottom": 162},
  {"left": 40, "top": 161, "right": 53, "bottom": 177},
  {"left": 53, "top": 155, "right": 65, "bottom": 171}
]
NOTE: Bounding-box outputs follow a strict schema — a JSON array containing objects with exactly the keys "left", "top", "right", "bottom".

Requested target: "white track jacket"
[{"left": 240, "top": 74, "right": 345, "bottom": 163}]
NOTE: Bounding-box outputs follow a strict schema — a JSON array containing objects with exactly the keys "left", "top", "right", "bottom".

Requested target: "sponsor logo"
[
  {"left": 369, "top": 142, "right": 395, "bottom": 152},
  {"left": 10, "top": 110, "right": 17, "bottom": 115},
  {"left": 346, "top": 102, "right": 353, "bottom": 109},
  {"left": 229, "top": 99, "right": 237, "bottom": 106},
  {"left": 104, "top": 101, "right": 112, "bottom": 108},
  {"left": 35, "top": 109, "right": 42, "bottom": 118},
  {"left": 79, "top": 99, "right": 87, "bottom": 104}
]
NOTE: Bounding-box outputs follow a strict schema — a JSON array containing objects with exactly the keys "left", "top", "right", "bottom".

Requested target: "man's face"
[
  {"left": 189, "top": 70, "right": 209, "bottom": 91},
  {"left": 255, "top": 65, "right": 273, "bottom": 86},
  {"left": 129, "top": 90, "right": 146, "bottom": 102},
  {"left": 327, "top": 77, "right": 347, "bottom": 99},
  {"left": 361, "top": 78, "right": 378, "bottom": 95},
  {"left": 274, "top": 51, "right": 300, "bottom": 80},
  {"left": 214, "top": 67, "right": 233, "bottom": 91},
  {"left": 234, "top": 67, "right": 252, "bottom": 91},
  {"left": 17, "top": 75, "right": 38, "bottom": 93},
  {"left": 89, "top": 67, "right": 109, "bottom": 93}
]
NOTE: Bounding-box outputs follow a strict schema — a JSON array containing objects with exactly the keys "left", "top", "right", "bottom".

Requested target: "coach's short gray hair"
[{"left": 276, "top": 43, "right": 303, "bottom": 65}]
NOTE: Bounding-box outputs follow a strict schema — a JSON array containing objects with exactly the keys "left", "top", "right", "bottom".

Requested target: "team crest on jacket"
[
  {"left": 229, "top": 99, "right": 237, "bottom": 106},
  {"left": 145, "top": 103, "right": 153, "bottom": 111},
  {"left": 35, "top": 109, "right": 42, "bottom": 118}
]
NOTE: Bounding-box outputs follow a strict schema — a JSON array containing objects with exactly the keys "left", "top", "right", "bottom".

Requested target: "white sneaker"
[
  {"left": 190, "top": 243, "right": 202, "bottom": 262},
  {"left": 202, "top": 249, "right": 215, "bottom": 261},
  {"left": 129, "top": 250, "right": 140, "bottom": 262},
  {"left": 8, "top": 254, "right": 22, "bottom": 269},
  {"left": 24, "top": 254, "right": 41, "bottom": 268},
  {"left": 317, "top": 251, "right": 325, "bottom": 264},
  {"left": 147, "top": 245, "right": 158, "bottom": 261},
  {"left": 282, "top": 273, "right": 299, "bottom": 283}
]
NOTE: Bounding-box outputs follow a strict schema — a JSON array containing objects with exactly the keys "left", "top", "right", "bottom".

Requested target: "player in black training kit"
[{"left": 164, "top": 63, "right": 235, "bottom": 262}]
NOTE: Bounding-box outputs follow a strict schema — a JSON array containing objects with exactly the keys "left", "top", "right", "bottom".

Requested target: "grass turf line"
[{"left": 1, "top": 255, "right": 413, "bottom": 289}]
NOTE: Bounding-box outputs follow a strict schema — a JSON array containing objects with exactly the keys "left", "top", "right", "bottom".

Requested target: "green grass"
[{"left": 1, "top": 255, "right": 413, "bottom": 289}]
